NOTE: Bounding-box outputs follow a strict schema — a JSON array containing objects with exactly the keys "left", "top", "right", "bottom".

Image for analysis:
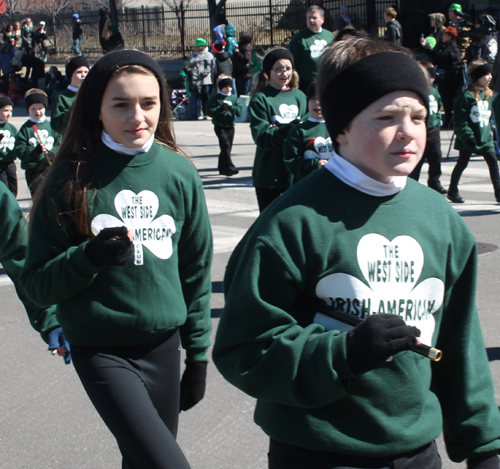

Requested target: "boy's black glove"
[
  {"left": 346, "top": 314, "right": 420, "bottom": 375},
  {"left": 466, "top": 137, "right": 478, "bottom": 149},
  {"left": 179, "top": 362, "right": 207, "bottom": 411},
  {"left": 0, "top": 133, "right": 4, "bottom": 141},
  {"left": 35, "top": 143, "right": 44, "bottom": 154},
  {"left": 85, "top": 226, "right": 133, "bottom": 267},
  {"left": 467, "top": 456, "right": 500, "bottom": 469},
  {"left": 219, "top": 102, "right": 231, "bottom": 112},
  {"left": 278, "top": 123, "right": 295, "bottom": 137}
]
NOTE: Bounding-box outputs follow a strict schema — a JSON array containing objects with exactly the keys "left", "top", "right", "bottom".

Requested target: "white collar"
[
  {"left": 308, "top": 117, "right": 325, "bottom": 123},
  {"left": 325, "top": 150, "right": 407, "bottom": 196},
  {"left": 101, "top": 130, "right": 155, "bottom": 156},
  {"left": 67, "top": 84, "right": 79, "bottom": 93},
  {"left": 28, "top": 115, "right": 46, "bottom": 124},
  {"left": 219, "top": 91, "right": 231, "bottom": 96}
]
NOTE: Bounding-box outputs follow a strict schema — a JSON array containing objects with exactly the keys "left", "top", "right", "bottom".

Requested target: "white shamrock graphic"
[
  {"left": 314, "top": 234, "right": 444, "bottom": 345},
  {"left": 0, "top": 129, "right": 15, "bottom": 152},
  {"left": 309, "top": 39, "right": 328, "bottom": 59},
  {"left": 429, "top": 94, "right": 438, "bottom": 116},
  {"left": 28, "top": 129, "right": 55, "bottom": 151},
  {"left": 470, "top": 100, "right": 491, "bottom": 128},
  {"left": 304, "top": 136, "right": 334, "bottom": 160},
  {"left": 91, "top": 190, "right": 176, "bottom": 266},
  {"left": 272, "top": 104, "right": 299, "bottom": 124}
]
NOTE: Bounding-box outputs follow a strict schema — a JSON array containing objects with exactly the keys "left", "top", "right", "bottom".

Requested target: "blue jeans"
[
  {"left": 188, "top": 84, "right": 212, "bottom": 119},
  {"left": 72, "top": 39, "right": 82, "bottom": 55}
]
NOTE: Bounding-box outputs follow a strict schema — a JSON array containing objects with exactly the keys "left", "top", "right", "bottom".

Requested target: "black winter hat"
[
  {"left": 66, "top": 55, "right": 90, "bottom": 82},
  {"left": 262, "top": 48, "right": 294, "bottom": 77},
  {"left": 0, "top": 95, "right": 14, "bottom": 109}
]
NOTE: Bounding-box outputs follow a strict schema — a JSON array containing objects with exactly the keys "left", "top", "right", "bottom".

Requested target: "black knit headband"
[
  {"left": 262, "top": 48, "right": 294, "bottom": 77},
  {"left": 25, "top": 93, "right": 48, "bottom": 111},
  {"left": 320, "top": 52, "right": 429, "bottom": 141},
  {"left": 0, "top": 95, "right": 13, "bottom": 109},
  {"left": 218, "top": 77, "right": 233, "bottom": 90},
  {"left": 66, "top": 55, "right": 90, "bottom": 81},
  {"left": 470, "top": 63, "right": 492, "bottom": 83},
  {"left": 81, "top": 49, "right": 166, "bottom": 120}
]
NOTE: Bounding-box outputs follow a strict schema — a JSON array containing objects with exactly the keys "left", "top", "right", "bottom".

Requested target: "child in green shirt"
[
  {"left": 206, "top": 74, "right": 244, "bottom": 176},
  {"left": 214, "top": 38, "right": 500, "bottom": 469},
  {"left": 0, "top": 95, "right": 18, "bottom": 195}
]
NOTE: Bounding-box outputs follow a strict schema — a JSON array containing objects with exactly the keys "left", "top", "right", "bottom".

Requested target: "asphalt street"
[{"left": 1, "top": 113, "right": 499, "bottom": 468}]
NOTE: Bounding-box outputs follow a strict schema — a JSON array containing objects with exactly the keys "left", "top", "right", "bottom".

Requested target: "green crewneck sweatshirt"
[
  {"left": 15, "top": 119, "right": 60, "bottom": 170},
  {"left": 50, "top": 88, "right": 77, "bottom": 135},
  {"left": 288, "top": 28, "right": 335, "bottom": 87},
  {"left": 0, "top": 121, "right": 18, "bottom": 163},
  {"left": 206, "top": 92, "right": 244, "bottom": 128},
  {"left": 21, "top": 142, "right": 213, "bottom": 362},
  {"left": 427, "top": 86, "right": 443, "bottom": 129},
  {"left": 249, "top": 85, "right": 307, "bottom": 189},
  {"left": 0, "top": 182, "right": 58, "bottom": 343},
  {"left": 284, "top": 119, "right": 334, "bottom": 183},
  {"left": 213, "top": 168, "right": 500, "bottom": 462},
  {"left": 453, "top": 89, "right": 494, "bottom": 153}
]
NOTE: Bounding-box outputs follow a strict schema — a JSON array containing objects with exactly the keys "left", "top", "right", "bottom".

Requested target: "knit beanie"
[
  {"left": 217, "top": 75, "right": 233, "bottom": 90},
  {"left": 25, "top": 90, "right": 48, "bottom": 111},
  {"left": 320, "top": 52, "right": 429, "bottom": 141},
  {"left": 66, "top": 55, "right": 90, "bottom": 82},
  {"left": 0, "top": 95, "right": 14, "bottom": 109},
  {"left": 262, "top": 48, "right": 294, "bottom": 77},
  {"left": 470, "top": 63, "right": 492, "bottom": 82},
  {"left": 80, "top": 49, "right": 166, "bottom": 121}
]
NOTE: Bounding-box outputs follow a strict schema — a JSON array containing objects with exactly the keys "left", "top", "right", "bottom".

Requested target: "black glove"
[
  {"left": 244, "top": 62, "right": 252, "bottom": 70},
  {"left": 35, "top": 143, "right": 44, "bottom": 154},
  {"left": 466, "top": 137, "right": 478, "bottom": 149},
  {"left": 47, "top": 327, "right": 71, "bottom": 365},
  {"left": 179, "top": 362, "right": 207, "bottom": 411},
  {"left": 278, "top": 123, "right": 295, "bottom": 137},
  {"left": 467, "top": 456, "right": 500, "bottom": 469},
  {"left": 0, "top": 133, "right": 4, "bottom": 141},
  {"left": 219, "top": 102, "right": 230, "bottom": 112},
  {"left": 346, "top": 314, "right": 420, "bottom": 375},
  {"left": 85, "top": 226, "right": 133, "bottom": 267}
]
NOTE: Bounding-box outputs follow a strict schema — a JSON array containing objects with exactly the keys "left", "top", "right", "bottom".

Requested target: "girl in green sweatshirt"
[
  {"left": 448, "top": 60, "right": 500, "bottom": 203},
  {"left": 21, "top": 50, "right": 212, "bottom": 469},
  {"left": 248, "top": 47, "right": 307, "bottom": 211}
]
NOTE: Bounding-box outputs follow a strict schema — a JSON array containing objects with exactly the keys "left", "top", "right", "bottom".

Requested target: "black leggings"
[
  {"left": 255, "top": 187, "right": 287, "bottom": 213},
  {"left": 449, "top": 150, "right": 500, "bottom": 196},
  {"left": 268, "top": 439, "right": 441, "bottom": 469},
  {"left": 71, "top": 331, "right": 191, "bottom": 469}
]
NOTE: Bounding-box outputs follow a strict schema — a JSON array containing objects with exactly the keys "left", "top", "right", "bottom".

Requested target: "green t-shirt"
[
  {"left": 0, "top": 121, "right": 18, "bottom": 163},
  {"left": 206, "top": 92, "right": 244, "bottom": 128},
  {"left": 427, "top": 86, "right": 443, "bottom": 129},
  {"left": 15, "top": 119, "right": 60, "bottom": 170},
  {"left": 50, "top": 88, "right": 77, "bottom": 135}
]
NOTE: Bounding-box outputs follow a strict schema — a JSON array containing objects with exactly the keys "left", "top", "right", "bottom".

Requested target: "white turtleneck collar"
[
  {"left": 67, "top": 84, "right": 79, "bottom": 93},
  {"left": 325, "top": 150, "right": 407, "bottom": 197},
  {"left": 101, "top": 130, "right": 155, "bottom": 156},
  {"left": 28, "top": 115, "right": 46, "bottom": 124}
]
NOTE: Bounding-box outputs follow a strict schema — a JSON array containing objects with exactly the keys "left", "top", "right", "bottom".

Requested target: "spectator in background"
[
  {"left": 0, "top": 42, "right": 15, "bottom": 94},
  {"left": 187, "top": 38, "right": 214, "bottom": 120},
  {"left": 383, "top": 7, "right": 402, "bottom": 45},
  {"left": 420, "top": 13, "right": 446, "bottom": 52},
  {"left": 3, "top": 24, "right": 13, "bottom": 44},
  {"left": 21, "top": 18, "right": 34, "bottom": 56},
  {"left": 232, "top": 32, "right": 254, "bottom": 97},
  {"left": 288, "top": 5, "right": 334, "bottom": 93},
  {"left": 333, "top": 6, "right": 353, "bottom": 32},
  {"left": 212, "top": 41, "right": 233, "bottom": 86},
  {"left": 224, "top": 25, "right": 238, "bottom": 57},
  {"left": 12, "top": 22, "right": 22, "bottom": 49},
  {"left": 35, "top": 21, "right": 48, "bottom": 62},
  {"left": 72, "top": 13, "right": 83, "bottom": 55},
  {"left": 99, "top": 8, "right": 111, "bottom": 53}
]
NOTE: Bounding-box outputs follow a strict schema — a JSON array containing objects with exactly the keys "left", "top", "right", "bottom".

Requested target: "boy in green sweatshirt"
[
  {"left": 15, "top": 88, "right": 60, "bottom": 196},
  {"left": 213, "top": 38, "right": 500, "bottom": 469},
  {"left": 0, "top": 95, "right": 18, "bottom": 195},
  {"left": 206, "top": 74, "right": 244, "bottom": 176},
  {"left": 50, "top": 55, "right": 89, "bottom": 135}
]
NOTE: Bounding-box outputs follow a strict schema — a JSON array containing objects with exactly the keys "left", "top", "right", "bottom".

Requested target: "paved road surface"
[{"left": 1, "top": 113, "right": 499, "bottom": 468}]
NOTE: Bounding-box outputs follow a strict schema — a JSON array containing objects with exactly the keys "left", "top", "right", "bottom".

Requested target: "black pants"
[
  {"left": 25, "top": 166, "right": 47, "bottom": 198},
  {"left": 255, "top": 187, "right": 286, "bottom": 213},
  {"left": 449, "top": 150, "right": 500, "bottom": 197},
  {"left": 71, "top": 331, "right": 191, "bottom": 469},
  {"left": 439, "top": 77, "right": 461, "bottom": 128},
  {"left": 215, "top": 125, "right": 236, "bottom": 174},
  {"left": 268, "top": 439, "right": 441, "bottom": 469},
  {"left": 409, "top": 126, "right": 442, "bottom": 186},
  {"left": 0, "top": 161, "right": 18, "bottom": 196}
]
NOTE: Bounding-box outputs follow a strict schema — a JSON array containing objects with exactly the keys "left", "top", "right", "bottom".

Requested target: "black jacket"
[
  {"left": 434, "top": 40, "right": 462, "bottom": 83},
  {"left": 384, "top": 20, "right": 402, "bottom": 45},
  {"left": 212, "top": 51, "right": 233, "bottom": 83},
  {"left": 232, "top": 43, "right": 253, "bottom": 79}
]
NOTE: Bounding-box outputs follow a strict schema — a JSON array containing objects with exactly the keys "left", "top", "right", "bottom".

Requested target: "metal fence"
[{"left": 47, "top": 0, "right": 397, "bottom": 59}]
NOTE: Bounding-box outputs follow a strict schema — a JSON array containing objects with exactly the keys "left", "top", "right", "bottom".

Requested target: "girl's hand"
[
  {"left": 47, "top": 327, "right": 71, "bottom": 365},
  {"left": 317, "top": 159, "right": 328, "bottom": 168},
  {"left": 85, "top": 226, "right": 134, "bottom": 267}
]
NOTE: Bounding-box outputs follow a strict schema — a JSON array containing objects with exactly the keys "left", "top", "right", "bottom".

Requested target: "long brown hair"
[{"left": 29, "top": 64, "right": 181, "bottom": 239}]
